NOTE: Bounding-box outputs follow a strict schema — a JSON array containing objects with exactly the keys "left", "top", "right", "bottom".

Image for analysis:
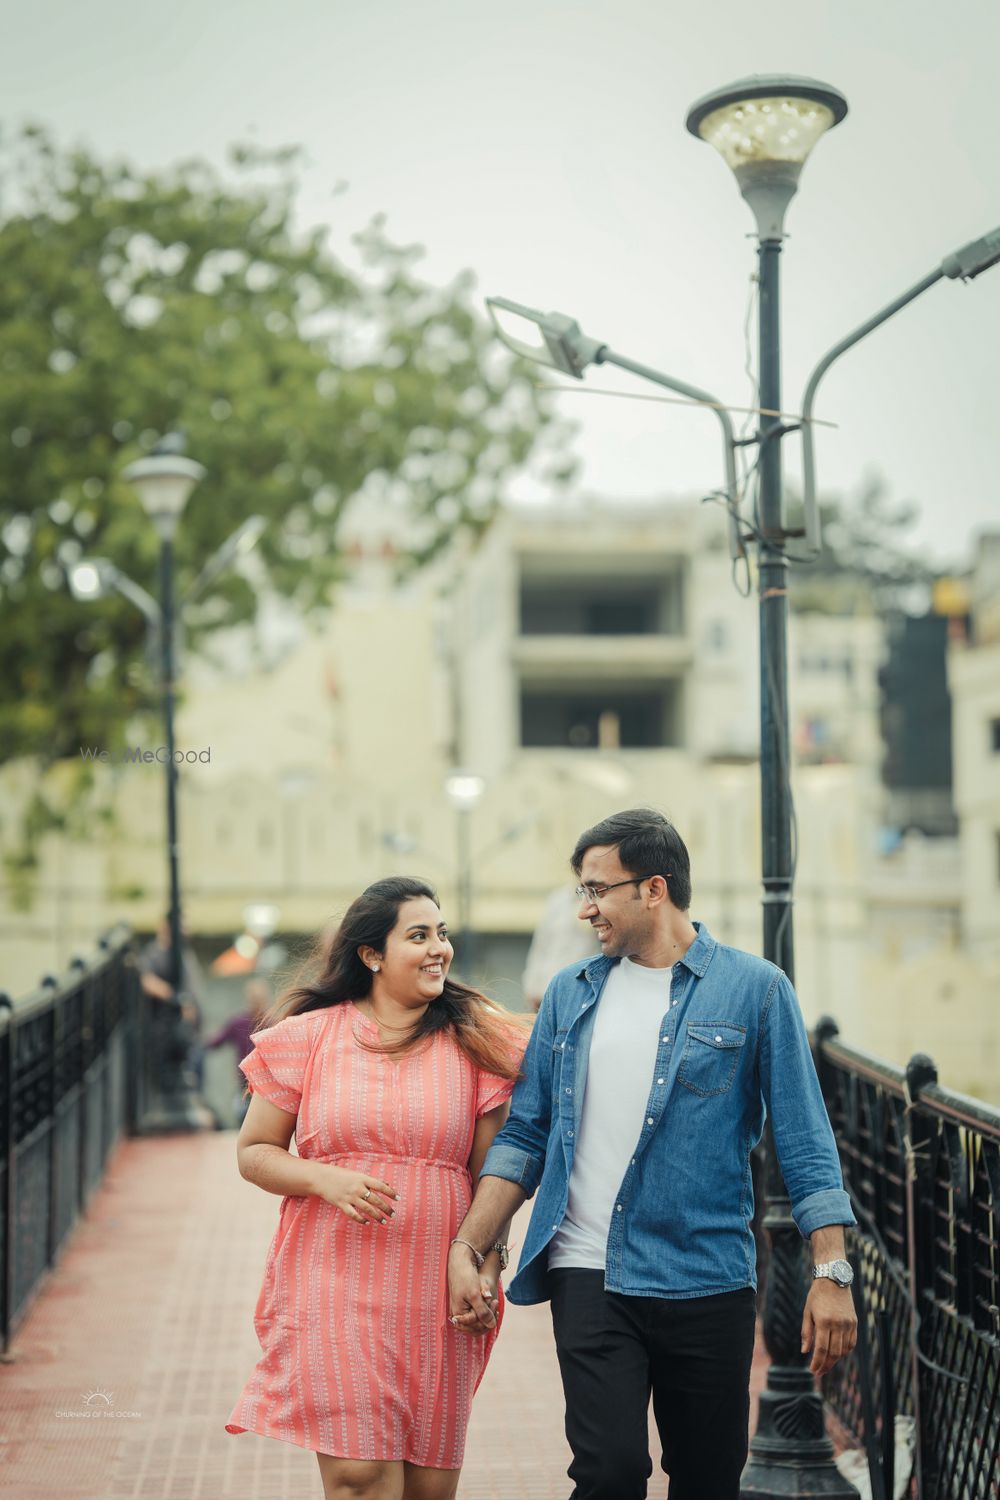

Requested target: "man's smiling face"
[{"left": 576, "top": 844, "right": 654, "bottom": 960}]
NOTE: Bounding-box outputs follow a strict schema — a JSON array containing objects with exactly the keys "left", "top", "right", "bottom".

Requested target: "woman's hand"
[
  {"left": 449, "top": 1253, "right": 500, "bottom": 1336},
  {"left": 314, "top": 1165, "right": 398, "bottom": 1226}
]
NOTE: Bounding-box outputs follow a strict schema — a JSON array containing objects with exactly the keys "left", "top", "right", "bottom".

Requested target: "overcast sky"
[{"left": 3, "top": 0, "right": 997, "bottom": 567}]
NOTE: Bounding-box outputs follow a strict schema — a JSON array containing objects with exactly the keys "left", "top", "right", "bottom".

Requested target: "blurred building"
[
  {"left": 8, "top": 500, "right": 999, "bottom": 1103},
  {"left": 948, "top": 532, "right": 1000, "bottom": 959}
]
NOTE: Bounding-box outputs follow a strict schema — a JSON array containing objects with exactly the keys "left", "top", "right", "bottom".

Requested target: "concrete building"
[
  {"left": 2, "top": 496, "right": 883, "bottom": 1032},
  {"left": 948, "top": 532, "right": 1000, "bottom": 959}
]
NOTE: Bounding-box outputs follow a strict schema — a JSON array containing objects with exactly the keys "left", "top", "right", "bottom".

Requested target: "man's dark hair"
[{"left": 571, "top": 808, "right": 692, "bottom": 911}]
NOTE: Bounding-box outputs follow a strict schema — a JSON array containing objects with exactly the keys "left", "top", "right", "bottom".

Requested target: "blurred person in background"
[
  {"left": 138, "top": 916, "right": 207, "bottom": 1092},
  {"left": 521, "top": 884, "right": 601, "bottom": 1012},
  {"left": 204, "top": 976, "right": 272, "bottom": 1126},
  {"left": 226, "top": 876, "right": 529, "bottom": 1500}
]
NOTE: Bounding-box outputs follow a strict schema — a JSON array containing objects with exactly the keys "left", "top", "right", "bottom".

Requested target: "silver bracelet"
[{"left": 449, "top": 1237, "right": 485, "bottom": 1269}]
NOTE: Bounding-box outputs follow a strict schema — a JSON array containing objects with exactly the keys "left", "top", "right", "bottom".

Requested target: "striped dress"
[{"left": 224, "top": 1003, "right": 525, "bottom": 1467}]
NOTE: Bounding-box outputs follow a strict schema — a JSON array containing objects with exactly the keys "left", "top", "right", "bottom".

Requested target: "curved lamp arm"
[
  {"left": 800, "top": 226, "right": 1000, "bottom": 552},
  {"left": 597, "top": 347, "right": 743, "bottom": 562}
]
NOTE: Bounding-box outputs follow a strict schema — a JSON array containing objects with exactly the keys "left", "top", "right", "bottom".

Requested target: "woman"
[{"left": 225, "top": 877, "right": 529, "bottom": 1500}]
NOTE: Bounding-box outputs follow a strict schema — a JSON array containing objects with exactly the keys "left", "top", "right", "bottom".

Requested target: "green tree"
[{"left": 0, "top": 127, "right": 569, "bottom": 894}]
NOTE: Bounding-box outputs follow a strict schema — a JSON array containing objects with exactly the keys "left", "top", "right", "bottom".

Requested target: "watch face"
[{"left": 831, "top": 1259, "right": 853, "bottom": 1286}]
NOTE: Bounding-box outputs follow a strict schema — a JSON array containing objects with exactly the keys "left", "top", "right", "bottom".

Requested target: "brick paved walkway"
[{"left": 0, "top": 1133, "right": 769, "bottom": 1498}]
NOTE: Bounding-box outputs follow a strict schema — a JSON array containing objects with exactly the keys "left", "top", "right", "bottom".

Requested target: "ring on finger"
[{"left": 362, "top": 1186, "right": 372, "bottom": 1201}]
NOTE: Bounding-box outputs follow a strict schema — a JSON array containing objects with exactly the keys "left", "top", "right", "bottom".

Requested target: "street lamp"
[
  {"left": 122, "top": 438, "right": 206, "bottom": 1012},
  {"left": 687, "top": 74, "right": 855, "bottom": 1499},
  {"left": 445, "top": 771, "right": 485, "bottom": 974}
]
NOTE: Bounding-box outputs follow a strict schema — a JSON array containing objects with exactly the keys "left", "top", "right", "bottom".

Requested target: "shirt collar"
[
  {"left": 676, "top": 920, "right": 716, "bottom": 977},
  {"left": 576, "top": 920, "right": 716, "bottom": 982}
]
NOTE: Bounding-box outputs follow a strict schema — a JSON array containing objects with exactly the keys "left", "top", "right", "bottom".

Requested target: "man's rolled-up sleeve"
[
  {"left": 480, "top": 986, "right": 556, "bottom": 1197},
  {"left": 759, "top": 972, "right": 856, "bottom": 1239}
]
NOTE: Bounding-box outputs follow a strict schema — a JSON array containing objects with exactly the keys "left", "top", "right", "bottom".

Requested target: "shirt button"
[
  {"left": 565, "top": 1087, "right": 573, "bottom": 1094},
  {"left": 631, "top": 1158, "right": 636, "bottom": 1165},
  {"left": 567, "top": 1129, "right": 574, "bottom": 1137},
  {"left": 715, "top": 1034, "right": 723, "bottom": 1042},
  {"left": 616, "top": 1204, "right": 623, "bottom": 1212},
  {"left": 657, "top": 1078, "right": 665, "bottom": 1085},
  {"left": 646, "top": 1117, "right": 654, "bottom": 1125}
]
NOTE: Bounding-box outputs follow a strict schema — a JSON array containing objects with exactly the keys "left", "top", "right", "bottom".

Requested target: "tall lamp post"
[
  {"left": 444, "top": 771, "right": 485, "bottom": 975},
  {"left": 121, "top": 438, "right": 207, "bottom": 1000},
  {"left": 686, "top": 76, "right": 856, "bottom": 1499}
]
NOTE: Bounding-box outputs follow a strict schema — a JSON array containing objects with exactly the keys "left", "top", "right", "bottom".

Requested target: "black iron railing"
[
  {"left": 815, "top": 1018, "right": 1000, "bottom": 1500},
  {"left": 0, "top": 927, "right": 143, "bottom": 1355}
]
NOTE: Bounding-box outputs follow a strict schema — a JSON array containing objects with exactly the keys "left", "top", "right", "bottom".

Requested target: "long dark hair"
[{"left": 258, "top": 876, "right": 529, "bottom": 1079}]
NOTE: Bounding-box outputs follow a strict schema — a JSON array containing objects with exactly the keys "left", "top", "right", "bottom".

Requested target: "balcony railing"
[
  {"left": 815, "top": 1018, "right": 1000, "bottom": 1500},
  {"left": 0, "top": 927, "right": 143, "bottom": 1354}
]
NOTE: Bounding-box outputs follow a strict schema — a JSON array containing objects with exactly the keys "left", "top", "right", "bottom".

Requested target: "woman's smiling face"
[{"left": 370, "top": 896, "right": 454, "bottom": 1005}]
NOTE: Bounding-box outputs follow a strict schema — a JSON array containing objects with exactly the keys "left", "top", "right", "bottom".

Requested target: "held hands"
[
  {"left": 316, "top": 1165, "right": 398, "bottom": 1227},
  {"left": 801, "top": 1280, "right": 858, "bottom": 1376},
  {"left": 447, "top": 1244, "right": 499, "bottom": 1336}
]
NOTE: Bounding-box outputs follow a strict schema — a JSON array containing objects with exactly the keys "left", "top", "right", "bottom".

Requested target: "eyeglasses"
[{"left": 574, "top": 875, "right": 668, "bottom": 904}]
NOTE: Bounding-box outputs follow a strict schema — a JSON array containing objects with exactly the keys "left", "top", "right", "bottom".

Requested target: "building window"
[
  {"left": 520, "top": 685, "right": 681, "bottom": 749},
  {"left": 519, "top": 577, "right": 683, "bottom": 635},
  {"left": 991, "top": 717, "right": 1000, "bottom": 753}
]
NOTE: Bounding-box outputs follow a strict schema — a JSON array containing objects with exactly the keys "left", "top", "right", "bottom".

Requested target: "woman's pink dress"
[{"left": 225, "top": 1003, "right": 525, "bottom": 1468}]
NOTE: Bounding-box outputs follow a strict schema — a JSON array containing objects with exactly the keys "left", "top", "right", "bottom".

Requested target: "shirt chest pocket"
[{"left": 676, "top": 1023, "right": 747, "bottom": 1097}]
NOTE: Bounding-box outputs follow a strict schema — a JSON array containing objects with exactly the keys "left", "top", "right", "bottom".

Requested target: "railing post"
[{"left": 903, "top": 1051, "right": 937, "bottom": 1500}]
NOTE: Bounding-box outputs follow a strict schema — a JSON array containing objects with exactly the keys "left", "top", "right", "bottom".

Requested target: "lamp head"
[
  {"left": 445, "top": 771, "right": 485, "bottom": 810},
  {"left": 69, "top": 557, "right": 118, "bottom": 601},
  {"left": 686, "top": 75, "right": 848, "bottom": 240},
  {"left": 122, "top": 435, "right": 206, "bottom": 539},
  {"left": 486, "top": 297, "right": 605, "bottom": 378}
]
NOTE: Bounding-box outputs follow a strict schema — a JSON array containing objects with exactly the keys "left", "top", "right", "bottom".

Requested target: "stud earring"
[{"left": 371, "top": 963, "right": 380, "bottom": 973}]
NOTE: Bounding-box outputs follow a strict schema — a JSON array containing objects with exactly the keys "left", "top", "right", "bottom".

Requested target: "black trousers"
[{"left": 549, "top": 1269, "right": 757, "bottom": 1500}]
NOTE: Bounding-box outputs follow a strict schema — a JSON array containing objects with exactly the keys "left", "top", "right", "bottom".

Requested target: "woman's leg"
[
  {"left": 401, "top": 1462, "right": 461, "bottom": 1500},
  {"left": 315, "top": 1455, "right": 404, "bottom": 1500}
]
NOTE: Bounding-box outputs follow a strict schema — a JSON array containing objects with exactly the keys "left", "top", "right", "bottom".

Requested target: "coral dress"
[{"left": 225, "top": 1003, "right": 524, "bottom": 1467}]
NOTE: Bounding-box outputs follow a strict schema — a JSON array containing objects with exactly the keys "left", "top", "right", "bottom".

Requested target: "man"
[
  {"left": 447, "top": 808, "right": 857, "bottom": 1500},
  {"left": 138, "top": 916, "right": 206, "bottom": 1091}
]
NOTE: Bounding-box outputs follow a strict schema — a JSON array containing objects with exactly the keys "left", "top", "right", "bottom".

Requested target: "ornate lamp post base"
[{"left": 742, "top": 1366, "right": 859, "bottom": 1496}]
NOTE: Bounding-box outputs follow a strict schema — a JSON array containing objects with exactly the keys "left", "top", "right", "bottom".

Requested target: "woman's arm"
[
  {"left": 236, "top": 1093, "right": 322, "bottom": 1197},
  {"left": 237, "top": 1093, "right": 398, "bottom": 1220}
]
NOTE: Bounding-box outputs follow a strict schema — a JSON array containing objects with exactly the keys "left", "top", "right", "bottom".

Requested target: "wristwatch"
[
  {"left": 492, "top": 1242, "right": 510, "bottom": 1271},
  {"left": 813, "top": 1258, "right": 854, "bottom": 1288}
]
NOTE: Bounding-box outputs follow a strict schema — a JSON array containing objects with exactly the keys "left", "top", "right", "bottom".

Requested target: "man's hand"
[
  {"left": 801, "top": 1280, "right": 857, "bottom": 1376},
  {"left": 447, "top": 1244, "right": 497, "bottom": 1335}
]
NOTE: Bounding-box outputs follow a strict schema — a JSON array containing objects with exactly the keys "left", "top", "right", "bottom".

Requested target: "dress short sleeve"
[
  {"left": 239, "top": 1014, "right": 316, "bottom": 1116},
  {"left": 475, "top": 1024, "right": 531, "bottom": 1119}
]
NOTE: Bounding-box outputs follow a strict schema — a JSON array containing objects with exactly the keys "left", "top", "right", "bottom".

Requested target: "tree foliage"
[{"left": 0, "top": 126, "right": 568, "bottom": 774}]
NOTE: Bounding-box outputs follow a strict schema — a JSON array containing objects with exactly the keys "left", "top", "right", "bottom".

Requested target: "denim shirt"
[{"left": 482, "top": 922, "right": 855, "bottom": 1304}]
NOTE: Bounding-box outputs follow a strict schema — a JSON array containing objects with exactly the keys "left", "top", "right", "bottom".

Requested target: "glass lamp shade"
[
  {"left": 122, "top": 454, "right": 206, "bottom": 536},
  {"left": 687, "top": 76, "right": 847, "bottom": 238},
  {"left": 696, "top": 95, "right": 837, "bottom": 170}
]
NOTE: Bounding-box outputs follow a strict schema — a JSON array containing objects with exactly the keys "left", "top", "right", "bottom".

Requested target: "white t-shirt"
[{"left": 548, "top": 956, "right": 672, "bottom": 1271}]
